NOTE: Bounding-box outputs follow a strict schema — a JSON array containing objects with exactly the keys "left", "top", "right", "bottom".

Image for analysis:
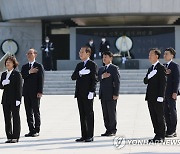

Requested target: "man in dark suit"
[
  {"left": 71, "top": 46, "right": 98, "bottom": 142},
  {"left": 41, "top": 36, "right": 54, "bottom": 71},
  {"left": 21, "top": 48, "right": 44, "bottom": 137},
  {"left": 99, "top": 37, "right": 110, "bottom": 58},
  {"left": 0, "top": 56, "right": 22, "bottom": 143},
  {"left": 144, "top": 48, "right": 167, "bottom": 143},
  {"left": 163, "top": 47, "right": 180, "bottom": 138},
  {"left": 86, "top": 39, "right": 96, "bottom": 60},
  {"left": 98, "top": 51, "right": 120, "bottom": 136}
]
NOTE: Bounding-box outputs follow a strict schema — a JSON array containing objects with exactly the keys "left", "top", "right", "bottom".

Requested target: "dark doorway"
[{"left": 49, "top": 34, "right": 70, "bottom": 70}]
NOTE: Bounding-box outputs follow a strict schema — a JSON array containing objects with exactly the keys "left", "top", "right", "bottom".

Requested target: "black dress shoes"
[
  {"left": 11, "top": 139, "right": 19, "bottom": 143},
  {"left": 25, "top": 132, "right": 33, "bottom": 137},
  {"left": 5, "top": 139, "right": 19, "bottom": 143},
  {"left": 25, "top": 132, "right": 39, "bottom": 137},
  {"left": 5, "top": 139, "right": 12, "bottom": 143},
  {"left": 148, "top": 137, "right": 164, "bottom": 143},
  {"left": 101, "top": 132, "right": 116, "bottom": 137},
  {"left": 75, "top": 137, "right": 85, "bottom": 142},
  {"left": 165, "top": 132, "right": 177, "bottom": 138},
  {"left": 85, "top": 137, "right": 94, "bottom": 142}
]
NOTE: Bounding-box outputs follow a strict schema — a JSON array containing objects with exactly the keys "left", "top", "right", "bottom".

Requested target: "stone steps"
[{"left": 43, "top": 70, "right": 147, "bottom": 95}]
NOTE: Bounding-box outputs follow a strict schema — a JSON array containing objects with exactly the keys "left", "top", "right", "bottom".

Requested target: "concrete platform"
[{"left": 0, "top": 93, "right": 180, "bottom": 154}]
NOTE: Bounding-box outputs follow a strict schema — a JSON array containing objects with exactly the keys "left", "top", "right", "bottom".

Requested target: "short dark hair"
[
  {"left": 149, "top": 48, "right": 161, "bottom": 59},
  {"left": 102, "top": 51, "right": 113, "bottom": 58},
  {"left": 5, "top": 56, "right": 19, "bottom": 68},
  {"left": 28, "top": 48, "right": 38, "bottom": 54},
  {"left": 81, "top": 46, "right": 92, "bottom": 55},
  {"left": 165, "top": 47, "right": 176, "bottom": 57}
]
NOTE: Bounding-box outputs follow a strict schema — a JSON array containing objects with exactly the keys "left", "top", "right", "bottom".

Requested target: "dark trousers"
[
  {"left": 77, "top": 96, "right": 94, "bottom": 139},
  {"left": 164, "top": 98, "right": 177, "bottom": 134},
  {"left": 2, "top": 103, "right": 20, "bottom": 139},
  {"left": 101, "top": 99, "right": 117, "bottom": 133},
  {"left": 147, "top": 101, "right": 166, "bottom": 138},
  {"left": 24, "top": 95, "right": 40, "bottom": 134},
  {"left": 44, "top": 55, "right": 53, "bottom": 71}
]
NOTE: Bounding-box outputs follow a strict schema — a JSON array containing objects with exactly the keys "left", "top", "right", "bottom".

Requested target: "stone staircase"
[{"left": 43, "top": 70, "right": 147, "bottom": 95}]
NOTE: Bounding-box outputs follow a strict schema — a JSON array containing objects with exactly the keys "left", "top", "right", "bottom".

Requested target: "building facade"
[{"left": 0, "top": 0, "right": 180, "bottom": 69}]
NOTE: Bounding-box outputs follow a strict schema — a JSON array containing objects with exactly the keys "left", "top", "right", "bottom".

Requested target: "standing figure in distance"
[
  {"left": 71, "top": 46, "right": 98, "bottom": 142},
  {"left": 98, "top": 51, "right": 120, "bottom": 136},
  {"left": 86, "top": 39, "right": 96, "bottom": 60},
  {"left": 0, "top": 56, "right": 22, "bottom": 143},
  {"left": 163, "top": 47, "right": 180, "bottom": 138},
  {"left": 99, "top": 37, "right": 110, "bottom": 58},
  {"left": 21, "top": 48, "right": 44, "bottom": 137},
  {"left": 41, "top": 36, "right": 54, "bottom": 71},
  {"left": 144, "top": 48, "right": 167, "bottom": 143}
]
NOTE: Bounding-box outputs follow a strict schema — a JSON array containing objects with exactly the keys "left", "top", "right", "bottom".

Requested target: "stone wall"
[{"left": 0, "top": 22, "right": 42, "bottom": 70}]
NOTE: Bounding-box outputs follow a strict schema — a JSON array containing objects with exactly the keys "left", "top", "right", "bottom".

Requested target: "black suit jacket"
[
  {"left": 144, "top": 62, "right": 167, "bottom": 101},
  {"left": 21, "top": 62, "right": 44, "bottom": 97},
  {"left": 71, "top": 60, "right": 98, "bottom": 98},
  {"left": 98, "top": 64, "right": 120, "bottom": 100},
  {"left": 164, "top": 61, "right": 180, "bottom": 97},
  {"left": 0, "top": 70, "right": 22, "bottom": 105},
  {"left": 99, "top": 41, "right": 110, "bottom": 53}
]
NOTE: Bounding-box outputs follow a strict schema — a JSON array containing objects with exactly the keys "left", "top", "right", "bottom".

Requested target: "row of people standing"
[
  {"left": 41, "top": 37, "right": 110, "bottom": 71},
  {"left": 86, "top": 38, "right": 110, "bottom": 60},
  {"left": 144, "top": 47, "right": 180, "bottom": 143},
  {"left": 0, "top": 48, "right": 44, "bottom": 143},
  {"left": 72, "top": 46, "right": 180, "bottom": 143}
]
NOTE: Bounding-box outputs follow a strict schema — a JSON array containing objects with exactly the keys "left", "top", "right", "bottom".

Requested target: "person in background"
[
  {"left": 41, "top": 36, "right": 54, "bottom": 71},
  {"left": 21, "top": 48, "right": 44, "bottom": 137},
  {"left": 0, "top": 56, "right": 22, "bottom": 143},
  {"left": 98, "top": 51, "right": 120, "bottom": 136},
  {"left": 144, "top": 48, "right": 167, "bottom": 143},
  {"left": 71, "top": 46, "right": 98, "bottom": 142},
  {"left": 99, "top": 37, "right": 110, "bottom": 58},
  {"left": 163, "top": 47, "right": 180, "bottom": 138},
  {"left": 86, "top": 38, "right": 96, "bottom": 60}
]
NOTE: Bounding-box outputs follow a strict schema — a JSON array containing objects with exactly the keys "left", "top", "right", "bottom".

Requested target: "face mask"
[
  {"left": 89, "top": 41, "right": 93, "bottom": 44},
  {"left": 102, "top": 38, "right": 105, "bottom": 42},
  {"left": 46, "top": 40, "right": 49, "bottom": 43}
]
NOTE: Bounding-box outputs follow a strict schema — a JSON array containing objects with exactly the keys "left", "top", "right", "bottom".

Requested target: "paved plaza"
[{"left": 0, "top": 93, "right": 180, "bottom": 154}]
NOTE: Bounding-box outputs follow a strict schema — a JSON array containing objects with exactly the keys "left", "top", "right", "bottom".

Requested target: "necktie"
[
  {"left": 29, "top": 63, "right": 32, "bottom": 69},
  {"left": 105, "top": 66, "right": 107, "bottom": 70},
  {"left": 165, "top": 63, "right": 168, "bottom": 68}
]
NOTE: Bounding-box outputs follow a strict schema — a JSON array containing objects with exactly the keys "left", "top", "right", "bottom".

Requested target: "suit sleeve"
[
  {"left": 90, "top": 63, "right": 98, "bottom": 92},
  {"left": 158, "top": 66, "right": 167, "bottom": 97},
  {"left": 112, "top": 66, "right": 120, "bottom": 96},
  {"left": 0, "top": 73, "right": 5, "bottom": 89},
  {"left": 172, "top": 64, "right": 180, "bottom": 93},
  {"left": 21, "top": 65, "right": 30, "bottom": 79},
  {"left": 144, "top": 68, "right": 151, "bottom": 84},
  {"left": 16, "top": 72, "right": 22, "bottom": 101},
  {"left": 37, "top": 64, "right": 44, "bottom": 93},
  {"left": 71, "top": 64, "right": 81, "bottom": 80}
]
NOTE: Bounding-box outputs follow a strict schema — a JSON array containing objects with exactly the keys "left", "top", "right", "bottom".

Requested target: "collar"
[
  {"left": 167, "top": 59, "right": 172, "bottom": 65},
  {"left": 105, "top": 63, "right": 111, "bottom": 69},
  {"left": 6, "top": 68, "right": 14, "bottom": 74},
  {"left": 83, "top": 58, "right": 90, "bottom": 64},
  {"left": 29, "top": 60, "right": 35, "bottom": 66},
  {"left": 152, "top": 61, "right": 159, "bottom": 68}
]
